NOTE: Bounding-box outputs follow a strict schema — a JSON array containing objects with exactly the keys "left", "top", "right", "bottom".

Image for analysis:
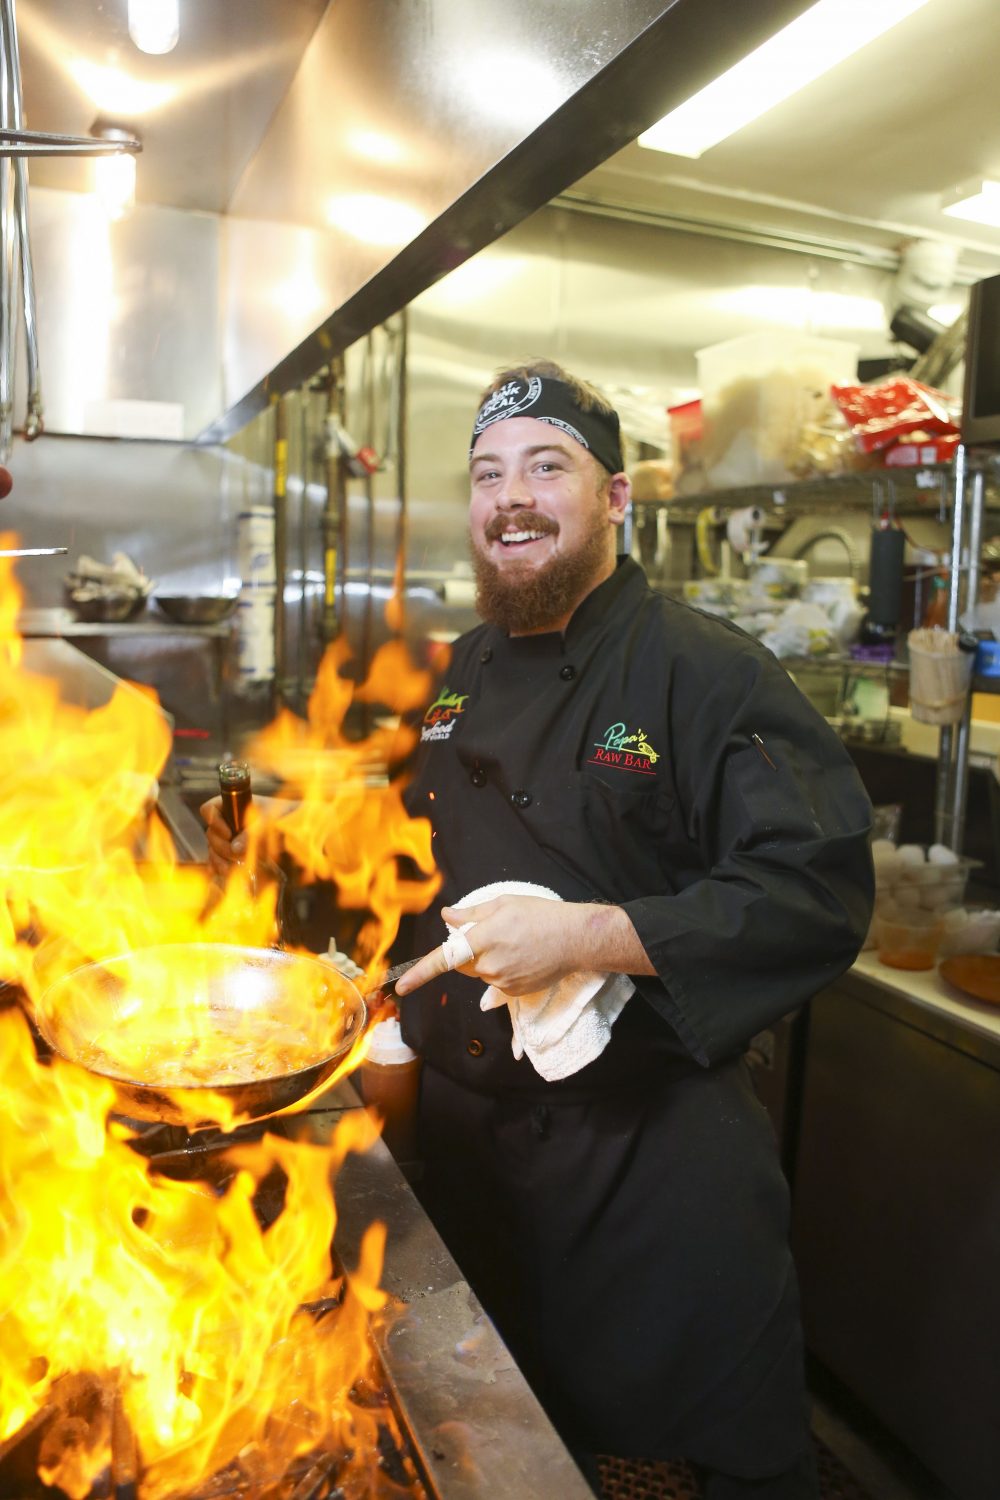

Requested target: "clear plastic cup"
[{"left": 876, "top": 915, "right": 945, "bottom": 971}]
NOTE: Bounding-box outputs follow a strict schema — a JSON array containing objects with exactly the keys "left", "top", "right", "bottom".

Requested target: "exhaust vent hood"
[{"left": 12, "top": 0, "right": 814, "bottom": 444}]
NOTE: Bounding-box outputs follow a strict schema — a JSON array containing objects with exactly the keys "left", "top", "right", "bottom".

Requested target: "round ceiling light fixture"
[{"left": 127, "top": 0, "right": 179, "bottom": 56}]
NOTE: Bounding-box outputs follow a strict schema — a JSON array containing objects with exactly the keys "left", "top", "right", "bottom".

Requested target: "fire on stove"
[
  {"left": 0, "top": 1004, "right": 431, "bottom": 1499},
  {"left": 0, "top": 544, "right": 445, "bottom": 1499}
]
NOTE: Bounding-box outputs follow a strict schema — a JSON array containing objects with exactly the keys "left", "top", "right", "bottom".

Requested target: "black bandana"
[{"left": 469, "top": 375, "right": 624, "bottom": 475}]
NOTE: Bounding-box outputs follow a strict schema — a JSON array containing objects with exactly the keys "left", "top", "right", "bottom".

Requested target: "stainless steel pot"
[{"left": 154, "top": 595, "right": 239, "bottom": 625}]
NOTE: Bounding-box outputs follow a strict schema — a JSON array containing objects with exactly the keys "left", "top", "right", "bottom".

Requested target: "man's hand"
[
  {"left": 393, "top": 895, "right": 655, "bottom": 997},
  {"left": 198, "top": 792, "right": 289, "bottom": 876}
]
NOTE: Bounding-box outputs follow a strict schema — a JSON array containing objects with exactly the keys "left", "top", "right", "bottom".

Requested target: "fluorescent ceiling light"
[
  {"left": 942, "top": 181, "right": 1000, "bottom": 229},
  {"left": 638, "top": 0, "right": 932, "bottom": 159},
  {"left": 128, "top": 0, "right": 179, "bottom": 55}
]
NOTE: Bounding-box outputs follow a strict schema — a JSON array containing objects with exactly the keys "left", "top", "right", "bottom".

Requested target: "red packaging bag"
[
  {"left": 883, "top": 435, "right": 961, "bottom": 467},
  {"left": 830, "top": 375, "right": 960, "bottom": 454}
]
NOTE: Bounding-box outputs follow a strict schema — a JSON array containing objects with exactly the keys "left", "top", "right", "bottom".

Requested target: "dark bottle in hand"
[{"left": 218, "top": 760, "right": 252, "bottom": 837}]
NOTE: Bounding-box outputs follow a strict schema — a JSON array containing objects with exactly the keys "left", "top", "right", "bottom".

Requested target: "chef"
[
  {"left": 389, "top": 360, "right": 875, "bottom": 1499},
  {"left": 201, "top": 360, "right": 873, "bottom": 1498}
]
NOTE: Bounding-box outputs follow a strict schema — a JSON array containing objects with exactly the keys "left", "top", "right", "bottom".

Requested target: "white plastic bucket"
[
  {"left": 235, "top": 587, "right": 275, "bottom": 683},
  {"left": 237, "top": 506, "right": 276, "bottom": 589}
]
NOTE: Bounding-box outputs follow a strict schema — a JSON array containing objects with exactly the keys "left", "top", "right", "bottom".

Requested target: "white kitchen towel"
[{"left": 446, "top": 882, "right": 634, "bottom": 1083}]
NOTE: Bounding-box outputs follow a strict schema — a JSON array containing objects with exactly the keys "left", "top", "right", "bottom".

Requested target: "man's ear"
[{"left": 607, "top": 472, "right": 631, "bottom": 527}]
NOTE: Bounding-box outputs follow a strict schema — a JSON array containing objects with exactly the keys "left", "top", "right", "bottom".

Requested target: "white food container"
[{"left": 697, "top": 332, "right": 858, "bottom": 488}]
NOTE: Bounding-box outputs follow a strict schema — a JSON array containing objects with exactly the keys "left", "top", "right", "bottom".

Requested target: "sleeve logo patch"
[
  {"left": 588, "top": 721, "right": 660, "bottom": 774},
  {"left": 421, "top": 685, "right": 469, "bottom": 742}
]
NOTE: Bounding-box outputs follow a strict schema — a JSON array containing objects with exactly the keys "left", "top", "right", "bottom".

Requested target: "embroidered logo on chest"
[
  {"left": 587, "top": 720, "right": 660, "bottom": 775},
  {"left": 421, "top": 685, "right": 469, "bottom": 742}
]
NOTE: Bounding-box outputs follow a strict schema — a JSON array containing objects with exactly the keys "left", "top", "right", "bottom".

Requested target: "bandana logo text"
[
  {"left": 421, "top": 685, "right": 469, "bottom": 742},
  {"left": 471, "top": 376, "right": 542, "bottom": 435},
  {"left": 587, "top": 721, "right": 660, "bottom": 775}
]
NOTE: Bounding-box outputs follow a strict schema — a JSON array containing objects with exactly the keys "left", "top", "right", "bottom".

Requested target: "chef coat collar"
[{"left": 487, "top": 557, "right": 646, "bottom": 658}]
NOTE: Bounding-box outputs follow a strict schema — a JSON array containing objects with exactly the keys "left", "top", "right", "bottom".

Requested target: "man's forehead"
[{"left": 469, "top": 416, "right": 587, "bottom": 465}]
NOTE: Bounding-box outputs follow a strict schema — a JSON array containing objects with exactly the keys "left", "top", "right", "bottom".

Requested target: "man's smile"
[
  {"left": 484, "top": 513, "right": 559, "bottom": 553},
  {"left": 498, "top": 528, "right": 550, "bottom": 547}
]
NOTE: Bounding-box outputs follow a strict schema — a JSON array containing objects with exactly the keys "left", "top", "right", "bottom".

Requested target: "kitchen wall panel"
[
  {"left": 2, "top": 434, "right": 242, "bottom": 602},
  {"left": 401, "top": 201, "right": 908, "bottom": 580},
  {"left": 13, "top": 189, "right": 224, "bottom": 443},
  {"left": 217, "top": 200, "right": 967, "bottom": 691}
]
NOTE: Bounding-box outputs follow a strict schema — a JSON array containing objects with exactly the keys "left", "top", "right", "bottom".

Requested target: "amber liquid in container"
[
  {"left": 218, "top": 760, "right": 252, "bottom": 836},
  {"left": 876, "top": 916, "right": 944, "bottom": 971}
]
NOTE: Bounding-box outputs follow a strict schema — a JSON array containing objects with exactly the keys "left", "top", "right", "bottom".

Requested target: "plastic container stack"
[
  {"left": 867, "top": 841, "right": 1000, "bottom": 967},
  {"left": 696, "top": 331, "right": 859, "bottom": 488}
]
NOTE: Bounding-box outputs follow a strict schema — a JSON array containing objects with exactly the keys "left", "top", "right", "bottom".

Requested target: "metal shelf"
[
  {"left": 16, "top": 607, "right": 232, "bottom": 640},
  {"left": 780, "top": 653, "right": 909, "bottom": 676},
  {"left": 664, "top": 458, "right": 1000, "bottom": 523}
]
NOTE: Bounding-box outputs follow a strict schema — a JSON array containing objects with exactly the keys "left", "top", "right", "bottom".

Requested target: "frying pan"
[{"left": 35, "top": 943, "right": 366, "bottom": 1127}]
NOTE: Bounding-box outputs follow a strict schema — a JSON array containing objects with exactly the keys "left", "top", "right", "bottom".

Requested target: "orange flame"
[
  {"left": 0, "top": 544, "right": 439, "bottom": 1495},
  {"left": 1, "top": 1007, "right": 400, "bottom": 1499},
  {"left": 246, "top": 635, "right": 441, "bottom": 980}
]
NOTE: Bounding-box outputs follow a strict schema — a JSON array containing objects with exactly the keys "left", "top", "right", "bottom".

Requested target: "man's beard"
[{"left": 471, "top": 508, "right": 612, "bottom": 633}]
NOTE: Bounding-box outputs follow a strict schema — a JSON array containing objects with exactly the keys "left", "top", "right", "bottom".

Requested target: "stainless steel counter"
[
  {"left": 849, "top": 949, "right": 1000, "bottom": 1062},
  {"left": 18, "top": 607, "right": 231, "bottom": 642},
  {"left": 20, "top": 636, "right": 174, "bottom": 726}
]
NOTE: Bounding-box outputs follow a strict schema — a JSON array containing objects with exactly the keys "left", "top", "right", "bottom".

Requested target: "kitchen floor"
[
  {"left": 591, "top": 1366, "right": 957, "bottom": 1500},
  {"left": 806, "top": 1362, "right": 957, "bottom": 1500}
]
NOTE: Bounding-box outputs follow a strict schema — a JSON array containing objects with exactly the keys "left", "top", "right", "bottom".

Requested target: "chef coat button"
[
  {"left": 559, "top": 664, "right": 576, "bottom": 681},
  {"left": 511, "top": 788, "right": 532, "bottom": 809},
  {"left": 480, "top": 648, "right": 493, "bottom": 664},
  {"left": 470, "top": 767, "right": 487, "bottom": 788},
  {"left": 467, "top": 1038, "right": 485, "bottom": 1057}
]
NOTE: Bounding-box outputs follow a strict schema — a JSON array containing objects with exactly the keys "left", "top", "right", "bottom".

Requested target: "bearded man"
[{"left": 392, "top": 359, "right": 875, "bottom": 1499}]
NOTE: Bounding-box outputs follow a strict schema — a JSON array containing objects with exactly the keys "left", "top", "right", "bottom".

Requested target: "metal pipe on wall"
[
  {"left": 296, "top": 387, "right": 309, "bottom": 704},
  {"left": 322, "top": 357, "right": 347, "bottom": 647},
  {"left": 390, "top": 311, "right": 409, "bottom": 636},
  {"left": 272, "top": 394, "right": 288, "bottom": 707},
  {"left": 359, "top": 331, "right": 377, "bottom": 729}
]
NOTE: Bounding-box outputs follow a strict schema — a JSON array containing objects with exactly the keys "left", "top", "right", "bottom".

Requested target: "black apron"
[{"left": 399, "top": 559, "right": 873, "bottom": 1470}]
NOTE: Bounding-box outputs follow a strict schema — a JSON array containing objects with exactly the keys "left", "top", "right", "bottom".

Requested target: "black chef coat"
[{"left": 400, "top": 557, "right": 874, "bottom": 1472}]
